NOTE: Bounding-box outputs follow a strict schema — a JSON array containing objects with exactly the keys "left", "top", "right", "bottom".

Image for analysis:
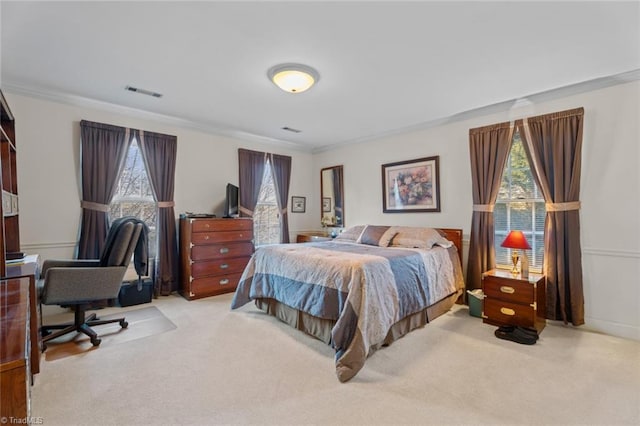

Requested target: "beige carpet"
[
  {"left": 31, "top": 294, "right": 640, "bottom": 425},
  {"left": 42, "top": 305, "right": 177, "bottom": 361}
]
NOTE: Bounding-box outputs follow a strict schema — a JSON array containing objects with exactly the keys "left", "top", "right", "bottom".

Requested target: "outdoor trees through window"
[
  {"left": 110, "top": 138, "right": 157, "bottom": 256},
  {"left": 253, "top": 158, "right": 281, "bottom": 246},
  {"left": 495, "top": 130, "right": 545, "bottom": 271}
]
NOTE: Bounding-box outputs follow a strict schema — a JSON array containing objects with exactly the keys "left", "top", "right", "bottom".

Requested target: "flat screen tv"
[{"left": 223, "top": 183, "right": 239, "bottom": 218}]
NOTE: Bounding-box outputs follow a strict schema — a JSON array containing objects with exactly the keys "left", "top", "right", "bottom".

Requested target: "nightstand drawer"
[
  {"left": 483, "top": 298, "right": 535, "bottom": 328},
  {"left": 483, "top": 276, "right": 534, "bottom": 305}
]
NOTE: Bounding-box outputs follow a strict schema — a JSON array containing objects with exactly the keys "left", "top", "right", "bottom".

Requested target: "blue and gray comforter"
[{"left": 231, "top": 241, "right": 459, "bottom": 382}]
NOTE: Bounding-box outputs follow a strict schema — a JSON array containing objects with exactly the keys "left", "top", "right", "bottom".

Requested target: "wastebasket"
[{"left": 467, "top": 289, "right": 484, "bottom": 318}]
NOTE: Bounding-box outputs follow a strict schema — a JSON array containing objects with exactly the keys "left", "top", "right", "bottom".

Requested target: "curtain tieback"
[
  {"left": 546, "top": 201, "right": 581, "bottom": 212},
  {"left": 239, "top": 206, "right": 253, "bottom": 217},
  {"left": 472, "top": 204, "right": 494, "bottom": 212},
  {"left": 157, "top": 201, "right": 175, "bottom": 208},
  {"left": 281, "top": 208, "right": 287, "bottom": 215},
  {"left": 81, "top": 201, "right": 110, "bottom": 212}
]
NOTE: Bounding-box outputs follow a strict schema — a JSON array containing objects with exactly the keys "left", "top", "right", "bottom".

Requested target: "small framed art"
[{"left": 291, "top": 196, "right": 306, "bottom": 213}]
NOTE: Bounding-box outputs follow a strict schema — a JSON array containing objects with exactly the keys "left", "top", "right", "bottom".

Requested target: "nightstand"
[
  {"left": 296, "top": 232, "right": 331, "bottom": 243},
  {"left": 482, "top": 269, "right": 546, "bottom": 333}
]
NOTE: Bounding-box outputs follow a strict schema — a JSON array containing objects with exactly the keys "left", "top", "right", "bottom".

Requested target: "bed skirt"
[{"left": 254, "top": 288, "right": 463, "bottom": 355}]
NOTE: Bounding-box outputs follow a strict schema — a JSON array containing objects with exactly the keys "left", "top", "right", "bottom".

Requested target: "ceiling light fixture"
[{"left": 268, "top": 63, "right": 319, "bottom": 94}]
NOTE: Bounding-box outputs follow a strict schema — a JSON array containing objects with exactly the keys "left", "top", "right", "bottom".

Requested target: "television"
[{"left": 223, "top": 183, "right": 239, "bottom": 218}]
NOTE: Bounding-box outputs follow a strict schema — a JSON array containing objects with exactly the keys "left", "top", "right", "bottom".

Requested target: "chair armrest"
[
  {"left": 41, "top": 266, "right": 127, "bottom": 305},
  {"left": 41, "top": 259, "right": 100, "bottom": 278}
]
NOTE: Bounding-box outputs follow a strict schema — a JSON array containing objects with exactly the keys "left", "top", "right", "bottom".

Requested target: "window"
[
  {"left": 494, "top": 130, "right": 545, "bottom": 271},
  {"left": 253, "top": 158, "right": 281, "bottom": 246},
  {"left": 110, "top": 138, "right": 157, "bottom": 256}
]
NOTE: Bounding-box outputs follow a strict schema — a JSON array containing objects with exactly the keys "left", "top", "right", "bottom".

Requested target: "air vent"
[
  {"left": 281, "top": 126, "right": 301, "bottom": 133},
  {"left": 125, "top": 86, "right": 163, "bottom": 98}
]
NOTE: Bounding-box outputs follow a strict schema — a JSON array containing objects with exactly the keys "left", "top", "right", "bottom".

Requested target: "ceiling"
[{"left": 1, "top": 1, "right": 638, "bottom": 152}]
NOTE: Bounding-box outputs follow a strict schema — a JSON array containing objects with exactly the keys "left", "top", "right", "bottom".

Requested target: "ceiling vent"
[
  {"left": 281, "top": 126, "right": 301, "bottom": 133},
  {"left": 125, "top": 86, "right": 163, "bottom": 98}
]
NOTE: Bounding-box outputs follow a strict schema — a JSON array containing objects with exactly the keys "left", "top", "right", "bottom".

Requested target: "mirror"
[{"left": 321, "top": 165, "right": 344, "bottom": 228}]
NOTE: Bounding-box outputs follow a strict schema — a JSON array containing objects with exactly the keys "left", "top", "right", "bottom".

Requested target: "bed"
[{"left": 231, "top": 225, "right": 465, "bottom": 382}]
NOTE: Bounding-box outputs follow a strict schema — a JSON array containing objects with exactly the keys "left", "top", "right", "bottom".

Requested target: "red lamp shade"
[{"left": 500, "top": 230, "right": 531, "bottom": 250}]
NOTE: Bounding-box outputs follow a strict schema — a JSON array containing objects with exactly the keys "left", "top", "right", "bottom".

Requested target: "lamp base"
[{"left": 510, "top": 251, "right": 520, "bottom": 274}]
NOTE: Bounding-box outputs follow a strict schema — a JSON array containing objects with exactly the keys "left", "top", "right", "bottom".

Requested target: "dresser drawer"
[
  {"left": 191, "top": 230, "right": 252, "bottom": 245},
  {"left": 189, "top": 272, "right": 244, "bottom": 297},
  {"left": 191, "top": 242, "right": 254, "bottom": 261},
  {"left": 483, "top": 297, "right": 535, "bottom": 328},
  {"left": 483, "top": 275, "right": 534, "bottom": 305},
  {"left": 191, "top": 257, "right": 250, "bottom": 278},
  {"left": 192, "top": 219, "right": 252, "bottom": 233}
]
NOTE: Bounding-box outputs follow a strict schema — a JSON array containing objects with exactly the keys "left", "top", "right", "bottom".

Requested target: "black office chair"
[{"left": 39, "top": 218, "right": 143, "bottom": 348}]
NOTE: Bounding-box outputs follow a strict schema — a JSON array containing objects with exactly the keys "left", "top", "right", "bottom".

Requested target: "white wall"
[
  {"left": 7, "top": 92, "right": 317, "bottom": 260},
  {"left": 7, "top": 81, "right": 639, "bottom": 340},
  {"left": 314, "top": 81, "right": 640, "bottom": 341}
]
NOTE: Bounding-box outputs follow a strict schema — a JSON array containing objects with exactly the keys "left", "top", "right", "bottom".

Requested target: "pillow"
[
  {"left": 358, "top": 225, "right": 397, "bottom": 247},
  {"left": 389, "top": 226, "right": 453, "bottom": 249},
  {"left": 334, "top": 225, "right": 366, "bottom": 242}
]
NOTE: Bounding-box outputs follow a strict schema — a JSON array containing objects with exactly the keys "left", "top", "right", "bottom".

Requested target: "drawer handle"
[
  {"left": 204, "top": 223, "right": 210, "bottom": 228},
  {"left": 239, "top": 233, "right": 243, "bottom": 238},
  {"left": 500, "top": 286, "right": 515, "bottom": 294},
  {"left": 204, "top": 235, "right": 210, "bottom": 240},
  {"left": 220, "top": 278, "right": 230, "bottom": 285},
  {"left": 500, "top": 307, "right": 516, "bottom": 316},
  {"left": 219, "top": 247, "right": 229, "bottom": 254},
  {"left": 220, "top": 263, "right": 229, "bottom": 269}
]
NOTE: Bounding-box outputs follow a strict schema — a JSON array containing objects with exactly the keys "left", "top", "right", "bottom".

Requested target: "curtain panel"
[
  {"left": 137, "top": 130, "right": 179, "bottom": 296},
  {"left": 78, "top": 120, "right": 132, "bottom": 259},
  {"left": 238, "top": 149, "right": 267, "bottom": 218},
  {"left": 466, "top": 122, "right": 513, "bottom": 291},
  {"left": 269, "top": 153, "right": 292, "bottom": 243},
  {"left": 517, "top": 107, "right": 585, "bottom": 325}
]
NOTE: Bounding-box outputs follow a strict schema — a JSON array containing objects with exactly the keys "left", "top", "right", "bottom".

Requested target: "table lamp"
[{"left": 501, "top": 230, "right": 531, "bottom": 274}]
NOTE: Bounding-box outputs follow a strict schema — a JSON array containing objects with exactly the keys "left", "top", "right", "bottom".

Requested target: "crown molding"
[
  {"left": 2, "top": 83, "right": 314, "bottom": 153},
  {"left": 312, "top": 68, "right": 640, "bottom": 154}
]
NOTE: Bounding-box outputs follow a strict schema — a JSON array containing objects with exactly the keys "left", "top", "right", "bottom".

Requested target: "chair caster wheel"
[
  {"left": 91, "top": 338, "right": 101, "bottom": 347},
  {"left": 120, "top": 320, "right": 128, "bottom": 328}
]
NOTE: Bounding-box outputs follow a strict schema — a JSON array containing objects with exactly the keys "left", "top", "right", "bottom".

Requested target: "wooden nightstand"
[
  {"left": 296, "top": 232, "right": 331, "bottom": 243},
  {"left": 482, "top": 269, "right": 546, "bottom": 333}
]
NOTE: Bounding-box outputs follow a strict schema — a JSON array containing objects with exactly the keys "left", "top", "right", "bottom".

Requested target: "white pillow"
[{"left": 388, "top": 226, "right": 452, "bottom": 249}]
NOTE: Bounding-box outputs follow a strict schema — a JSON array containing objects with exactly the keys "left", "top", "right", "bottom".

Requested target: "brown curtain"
[
  {"left": 467, "top": 122, "right": 514, "bottom": 291},
  {"left": 137, "top": 129, "right": 179, "bottom": 296},
  {"left": 269, "top": 153, "right": 292, "bottom": 243},
  {"left": 78, "top": 120, "right": 132, "bottom": 259},
  {"left": 517, "top": 108, "right": 585, "bottom": 325},
  {"left": 238, "top": 148, "right": 266, "bottom": 218}
]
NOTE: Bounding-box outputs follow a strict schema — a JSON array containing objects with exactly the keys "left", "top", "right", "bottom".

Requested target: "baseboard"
[{"left": 582, "top": 317, "right": 640, "bottom": 341}]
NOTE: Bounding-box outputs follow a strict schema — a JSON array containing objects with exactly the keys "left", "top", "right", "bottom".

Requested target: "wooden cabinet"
[
  {"left": 296, "top": 232, "right": 331, "bottom": 243},
  {"left": 0, "top": 90, "right": 21, "bottom": 277},
  {"left": 179, "top": 217, "right": 253, "bottom": 300},
  {"left": 482, "top": 269, "right": 546, "bottom": 333},
  {"left": 0, "top": 277, "right": 31, "bottom": 420}
]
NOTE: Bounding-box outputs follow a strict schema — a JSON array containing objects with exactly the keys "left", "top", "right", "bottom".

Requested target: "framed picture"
[
  {"left": 322, "top": 197, "right": 332, "bottom": 212},
  {"left": 291, "top": 196, "right": 306, "bottom": 213},
  {"left": 381, "top": 155, "right": 440, "bottom": 213}
]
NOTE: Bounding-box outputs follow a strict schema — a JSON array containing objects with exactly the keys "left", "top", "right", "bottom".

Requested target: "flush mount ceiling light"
[{"left": 268, "top": 63, "right": 319, "bottom": 94}]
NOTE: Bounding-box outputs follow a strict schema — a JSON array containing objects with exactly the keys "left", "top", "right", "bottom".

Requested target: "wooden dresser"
[
  {"left": 179, "top": 217, "right": 253, "bottom": 300},
  {"left": 482, "top": 269, "right": 546, "bottom": 333},
  {"left": 1, "top": 277, "right": 32, "bottom": 420}
]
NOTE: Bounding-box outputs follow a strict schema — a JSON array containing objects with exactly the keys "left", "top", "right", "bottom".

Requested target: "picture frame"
[
  {"left": 381, "top": 155, "right": 440, "bottom": 213},
  {"left": 291, "top": 196, "right": 306, "bottom": 213},
  {"left": 322, "top": 197, "right": 332, "bottom": 213}
]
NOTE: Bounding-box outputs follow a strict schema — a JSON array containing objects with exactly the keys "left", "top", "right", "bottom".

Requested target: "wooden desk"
[
  {"left": 4, "top": 255, "right": 40, "bottom": 376},
  {"left": 0, "top": 277, "right": 32, "bottom": 420}
]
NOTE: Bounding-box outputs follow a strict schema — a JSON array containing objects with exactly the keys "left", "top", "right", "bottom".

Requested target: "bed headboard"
[{"left": 437, "top": 228, "right": 463, "bottom": 265}]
